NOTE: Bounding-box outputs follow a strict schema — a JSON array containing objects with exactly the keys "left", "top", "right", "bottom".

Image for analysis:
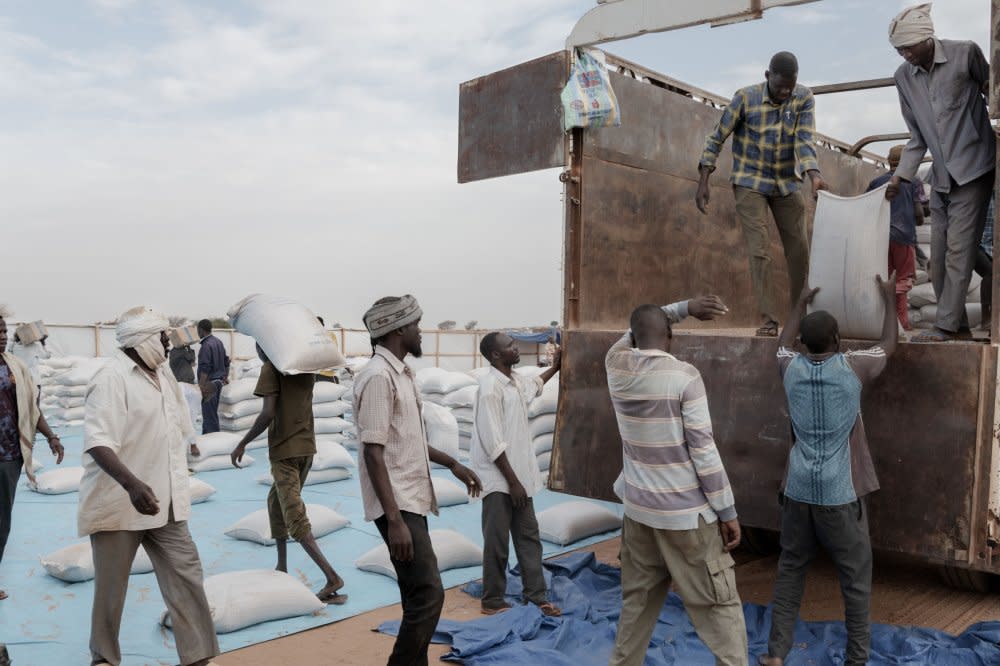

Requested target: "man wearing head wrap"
[
  {"left": 866, "top": 145, "right": 926, "bottom": 330},
  {"left": 0, "top": 308, "right": 64, "bottom": 605},
  {"left": 353, "top": 295, "right": 482, "bottom": 665},
  {"left": 80, "top": 306, "right": 219, "bottom": 666},
  {"left": 697, "top": 50, "right": 829, "bottom": 338},
  {"left": 887, "top": 3, "right": 995, "bottom": 342}
]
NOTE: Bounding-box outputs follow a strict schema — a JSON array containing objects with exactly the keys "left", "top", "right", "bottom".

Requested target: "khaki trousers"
[
  {"left": 268, "top": 455, "right": 313, "bottom": 541},
  {"left": 733, "top": 186, "right": 809, "bottom": 324},
  {"left": 610, "top": 516, "right": 748, "bottom": 666},
  {"left": 90, "top": 513, "right": 218, "bottom": 666}
]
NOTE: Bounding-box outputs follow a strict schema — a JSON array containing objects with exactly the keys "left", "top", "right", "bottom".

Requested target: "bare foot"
[
  {"left": 317, "top": 575, "right": 347, "bottom": 604},
  {"left": 0, "top": 590, "right": 7, "bottom": 600}
]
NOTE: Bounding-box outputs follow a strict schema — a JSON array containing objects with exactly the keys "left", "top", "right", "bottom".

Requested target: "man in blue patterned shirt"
[
  {"left": 759, "top": 275, "right": 897, "bottom": 666},
  {"left": 696, "top": 51, "right": 828, "bottom": 337}
]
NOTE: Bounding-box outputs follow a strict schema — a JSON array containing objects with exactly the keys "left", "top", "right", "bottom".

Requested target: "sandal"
[
  {"left": 481, "top": 603, "right": 512, "bottom": 616},
  {"left": 535, "top": 602, "right": 562, "bottom": 617},
  {"left": 911, "top": 328, "right": 955, "bottom": 343},
  {"left": 755, "top": 321, "right": 779, "bottom": 337}
]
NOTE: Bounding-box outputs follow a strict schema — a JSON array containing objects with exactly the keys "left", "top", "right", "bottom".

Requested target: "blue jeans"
[{"left": 201, "top": 380, "right": 222, "bottom": 434}]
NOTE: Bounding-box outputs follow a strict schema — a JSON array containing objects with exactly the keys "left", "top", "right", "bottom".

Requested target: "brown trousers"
[
  {"left": 734, "top": 186, "right": 809, "bottom": 324},
  {"left": 268, "top": 455, "right": 314, "bottom": 541}
]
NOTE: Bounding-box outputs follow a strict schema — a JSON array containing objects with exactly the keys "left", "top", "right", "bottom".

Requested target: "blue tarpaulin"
[
  {"left": 378, "top": 552, "right": 1000, "bottom": 665},
  {"left": 506, "top": 329, "right": 560, "bottom": 345}
]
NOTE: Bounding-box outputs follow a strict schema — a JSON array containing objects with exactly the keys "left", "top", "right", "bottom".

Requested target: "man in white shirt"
[
  {"left": 472, "top": 332, "right": 561, "bottom": 617},
  {"left": 81, "top": 306, "right": 218, "bottom": 666}
]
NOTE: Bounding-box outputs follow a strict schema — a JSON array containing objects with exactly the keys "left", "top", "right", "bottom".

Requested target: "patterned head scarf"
[
  {"left": 363, "top": 295, "right": 423, "bottom": 339},
  {"left": 889, "top": 3, "right": 934, "bottom": 49}
]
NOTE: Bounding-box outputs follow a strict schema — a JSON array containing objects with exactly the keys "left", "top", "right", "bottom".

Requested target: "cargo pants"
[
  {"left": 610, "top": 515, "right": 748, "bottom": 666},
  {"left": 267, "top": 455, "right": 314, "bottom": 541}
]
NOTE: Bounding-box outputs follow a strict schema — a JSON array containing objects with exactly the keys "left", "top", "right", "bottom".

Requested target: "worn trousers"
[
  {"left": 768, "top": 497, "right": 872, "bottom": 666},
  {"left": 929, "top": 170, "right": 995, "bottom": 332},
  {"left": 0, "top": 459, "right": 22, "bottom": 563},
  {"left": 90, "top": 513, "right": 218, "bottom": 666},
  {"left": 268, "top": 456, "right": 313, "bottom": 541},
  {"left": 201, "top": 380, "right": 222, "bottom": 434},
  {"left": 734, "top": 186, "right": 809, "bottom": 324},
  {"left": 375, "top": 511, "right": 444, "bottom": 666},
  {"left": 888, "top": 241, "right": 917, "bottom": 329},
  {"left": 610, "top": 516, "right": 748, "bottom": 666},
  {"left": 481, "top": 492, "right": 547, "bottom": 609}
]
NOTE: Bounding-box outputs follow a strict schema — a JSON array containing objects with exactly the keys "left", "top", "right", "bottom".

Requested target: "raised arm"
[{"left": 778, "top": 285, "right": 820, "bottom": 350}]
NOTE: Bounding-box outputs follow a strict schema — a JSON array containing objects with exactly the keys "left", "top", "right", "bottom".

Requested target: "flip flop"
[
  {"left": 535, "top": 602, "right": 562, "bottom": 617},
  {"left": 910, "top": 329, "right": 954, "bottom": 343},
  {"left": 481, "top": 603, "right": 512, "bottom": 616},
  {"left": 317, "top": 591, "right": 348, "bottom": 605},
  {"left": 755, "top": 321, "right": 779, "bottom": 337}
]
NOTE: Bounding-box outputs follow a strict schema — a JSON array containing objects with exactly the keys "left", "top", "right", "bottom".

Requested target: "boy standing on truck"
[
  {"left": 759, "top": 274, "right": 897, "bottom": 666},
  {"left": 606, "top": 295, "right": 747, "bottom": 666}
]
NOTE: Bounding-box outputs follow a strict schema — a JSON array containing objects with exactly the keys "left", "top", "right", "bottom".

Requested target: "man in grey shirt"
[{"left": 886, "top": 3, "right": 995, "bottom": 342}]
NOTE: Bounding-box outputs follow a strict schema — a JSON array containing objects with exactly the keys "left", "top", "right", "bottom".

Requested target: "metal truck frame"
[{"left": 457, "top": 2, "right": 1000, "bottom": 587}]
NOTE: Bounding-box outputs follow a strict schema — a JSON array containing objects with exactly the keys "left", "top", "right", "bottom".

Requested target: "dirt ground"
[{"left": 215, "top": 537, "right": 1000, "bottom": 666}]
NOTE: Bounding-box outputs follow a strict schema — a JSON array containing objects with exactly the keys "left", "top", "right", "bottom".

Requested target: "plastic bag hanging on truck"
[
  {"left": 560, "top": 48, "right": 621, "bottom": 131},
  {"left": 807, "top": 187, "right": 891, "bottom": 340}
]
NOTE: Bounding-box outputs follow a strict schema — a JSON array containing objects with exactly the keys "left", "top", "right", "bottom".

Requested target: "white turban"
[
  {"left": 889, "top": 3, "right": 934, "bottom": 49},
  {"left": 116, "top": 306, "right": 169, "bottom": 349}
]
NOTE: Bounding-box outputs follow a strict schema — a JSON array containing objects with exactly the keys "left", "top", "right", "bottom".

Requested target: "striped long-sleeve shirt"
[
  {"left": 606, "top": 302, "right": 737, "bottom": 531},
  {"left": 699, "top": 82, "right": 820, "bottom": 197}
]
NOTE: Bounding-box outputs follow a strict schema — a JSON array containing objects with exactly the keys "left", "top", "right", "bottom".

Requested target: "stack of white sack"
[
  {"left": 190, "top": 431, "right": 255, "bottom": 471},
  {"left": 335, "top": 357, "right": 368, "bottom": 450},
  {"left": 234, "top": 357, "right": 263, "bottom": 380},
  {"left": 527, "top": 371, "right": 559, "bottom": 473},
  {"left": 218, "top": 378, "right": 264, "bottom": 435},
  {"left": 39, "top": 356, "right": 112, "bottom": 426},
  {"left": 907, "top": 262, "right": 984, "bottom": 329},
  {"left": 422, "top": 402, "right": 460, "bottom": 467},
  {"left": 416, "top": 368, "right": 477, "bottom": 450},
  {"left": 312, "top": 382, "right": 353, "bottom": 438}
]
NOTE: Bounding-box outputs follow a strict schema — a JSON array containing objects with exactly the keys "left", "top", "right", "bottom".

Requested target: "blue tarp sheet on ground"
[
  {"left": 0, "top": 427, "right": 622, "bottom": 665},
  {"left": 379, "top": 552, "right": 1000, "bottom": 665}
]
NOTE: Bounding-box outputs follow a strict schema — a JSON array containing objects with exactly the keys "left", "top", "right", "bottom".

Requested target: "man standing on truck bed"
[
  {"left": 696, "top": 51, "right": 828, "bottom": 338},
  {"left": 758, "top": 273, "right": 897, "bottom": 666},
  {"left": 885, "top": 3, "right": 995, "bottom": 343},
  {"left": 606, "top": 295, "right": 747, "bottom": 666}
]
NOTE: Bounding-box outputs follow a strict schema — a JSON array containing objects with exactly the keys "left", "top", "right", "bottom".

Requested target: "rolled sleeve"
[
  {"left": 84, "top": 369, "right": 126, "bottom": 454},
  {"left": 356, "top": 375, "right": 393, "bottom": 445},
  {"left": 474, "top": 389, "right": 509, "bottom": 462},
  {"left": 661, "top": 300, "right": 689, "bottom": 324}
]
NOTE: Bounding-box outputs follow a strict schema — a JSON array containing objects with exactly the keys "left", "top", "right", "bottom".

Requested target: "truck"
[{"left": 457, "top": 0, "right": 1000, "bottom": 589}]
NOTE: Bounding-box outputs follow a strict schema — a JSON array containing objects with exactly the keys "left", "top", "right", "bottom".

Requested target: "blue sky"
[{"left": 0, "top": 0, "right": 991, "bottom": 327}]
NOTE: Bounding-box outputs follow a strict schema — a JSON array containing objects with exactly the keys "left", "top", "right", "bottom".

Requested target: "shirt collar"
[
  {"left": 488, "top": 365, "right": 515, "bottom": 385},
  {"left": 910, "top": 37, "right": 947, "bottom": 74},
  {"left": 762, "top": 81, "right": 784, "bottom": 107},
  {"left": 374, "top": 345, "right": 408, "bottom": 375},
  {"left": 631, "top": 347, "right": 674, "bottom": 359}
]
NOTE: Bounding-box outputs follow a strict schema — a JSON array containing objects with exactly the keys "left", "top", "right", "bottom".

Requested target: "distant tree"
[
  {"left": 438, "top": 320, "right": 456, "bottom": 330},
  {"left": 464, "top": 320, "right": 478, "bottom": 330},
  {"left": 209, "top": 317, "right": 230, "bottom": 329},
  {"left": 549, "top": 321, "right": 559, "bottom": 327}
]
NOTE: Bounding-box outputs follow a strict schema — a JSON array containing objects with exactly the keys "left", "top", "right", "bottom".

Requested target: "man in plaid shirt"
[{"left": 696, "top": 51, "right": 828, "bottom": 337}]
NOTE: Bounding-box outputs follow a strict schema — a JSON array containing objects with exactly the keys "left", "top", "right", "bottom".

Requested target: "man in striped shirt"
[
  {"left": 607, "top": 296, "right": 747, "bottom": 666},
  {"left": 759, "top": 274, "right": 896, "bottom": 666}
]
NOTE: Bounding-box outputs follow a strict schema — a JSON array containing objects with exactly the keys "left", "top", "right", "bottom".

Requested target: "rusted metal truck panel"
[{"left": 458, "top": 41, "right": 1000, "bottom": 574}]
